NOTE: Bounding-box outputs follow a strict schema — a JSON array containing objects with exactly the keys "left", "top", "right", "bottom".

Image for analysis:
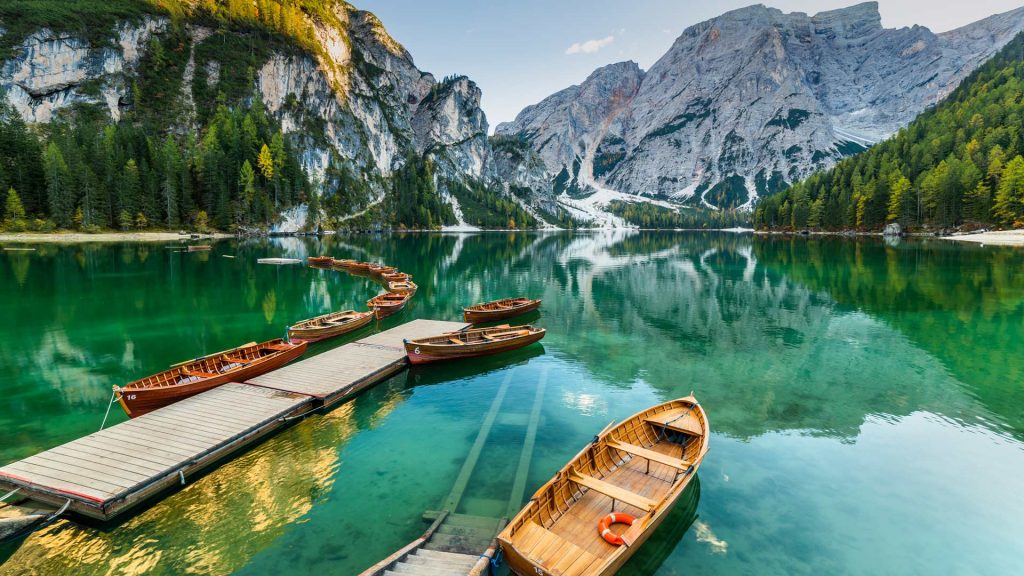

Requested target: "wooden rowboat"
[
  {"left": 114, "top": 339, "right": 307, "bottom": 417},
  {"left": 347, "top": 261, "right": 372, "bottom": 271},
  {"left": 367, "top": 291, "right": 411, "bottom": 319},
  {"left": 287, "top": 310, "right": 374, "bottom": 343},
  {"left": 463, "top": 297, "right": 541, "bottom": 323},
  {"left": 387, "top": 280, "right": 417, "bottom": 295},
  {"left": 332, "top": 258, "right": 356, "bottom": 268},
  {"left": 308, "top": 255, "right": 334, "bottom": 266},
  {"left": 497, "top": 396, "right": 709, "bottom": 576},
  {"left": 368, "top": 263, "right": 397, "bottom": 276},
  {"left": 404, "top": 324, "right": 545, "bottom": 365},
  {"left": 381, "top": 271, "right": 411, "bottom": 282}
]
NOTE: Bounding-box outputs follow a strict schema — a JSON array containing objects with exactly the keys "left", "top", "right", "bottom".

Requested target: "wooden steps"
[
  {"left": 383, "top": 549, "right": 477, "bottom": 576},
  {"left": 426, "top": 513, "right": 502, "bottom": 554}
]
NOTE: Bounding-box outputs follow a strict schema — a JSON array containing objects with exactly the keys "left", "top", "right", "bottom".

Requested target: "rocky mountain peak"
[{"left": 498, "top": 3, "right": 1024, "bottom": 219}]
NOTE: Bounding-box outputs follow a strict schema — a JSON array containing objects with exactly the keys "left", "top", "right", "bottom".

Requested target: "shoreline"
[
  {"left": 0, "top": 232, "right": 231, "bottom": 244},
  {"left": 941, "top": 230, "right": 1024, "bottom": 246}
]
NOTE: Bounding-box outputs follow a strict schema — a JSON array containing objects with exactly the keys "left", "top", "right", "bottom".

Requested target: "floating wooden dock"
[{"left": 0, "top": 319, "right": 466, "bottom": 521}]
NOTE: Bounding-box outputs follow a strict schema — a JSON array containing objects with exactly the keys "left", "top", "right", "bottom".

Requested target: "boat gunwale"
[
  {"left": 288, "top": 309, "right": 370, "bottom": 331},
  {"left": 497, "top": 396, "right": 709, "bottom": 575},
  {"left": 463, "top": 297, "right": 540, "bottom": 315}
]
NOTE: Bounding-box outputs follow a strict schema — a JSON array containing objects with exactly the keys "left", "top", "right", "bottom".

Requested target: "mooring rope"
[
  {"left": 656, "top": 401, "right": 700, "bottom": 443},
  {"left": 0, "top": 486, "right": 20, "bottom": 508},
  {"left": 99, "top": 389, "right": 118, "bottom": 431}
]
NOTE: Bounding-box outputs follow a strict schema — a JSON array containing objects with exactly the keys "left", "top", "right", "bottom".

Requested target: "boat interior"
[
  {"left": 298, "top": 311, "right": 362, "bottom": 328},
  {"left": 125, "top": 341, "right": 294, "bottom": 389},
  {"left": 504, "top": 403, "right": 705, "bottom": 575},
  {"left": 472, "top": 297, "right": 532, "bottom": 311},
  {"left": 422, "top": 326, "right": 536, "bottom": 346}
]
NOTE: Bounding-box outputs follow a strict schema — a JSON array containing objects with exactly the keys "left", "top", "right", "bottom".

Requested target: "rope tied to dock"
[
  {"left": 99, "top": 388, "right": 119, "bottom": 431},
  {"left": 0, "top": 486, "right": 21, "bottom": 509}
]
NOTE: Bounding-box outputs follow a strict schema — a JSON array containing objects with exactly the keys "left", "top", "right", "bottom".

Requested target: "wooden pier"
[{"left": 0, "top": 319, "right": 466, "bottom": 521}]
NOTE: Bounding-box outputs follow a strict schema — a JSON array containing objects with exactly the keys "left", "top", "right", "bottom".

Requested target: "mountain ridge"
[
  {"left": 497, "top": 2, "right": 1024, "bottom": 221},
  {"left": 0, "top": 0, "right": 561, "bottom": 231}
]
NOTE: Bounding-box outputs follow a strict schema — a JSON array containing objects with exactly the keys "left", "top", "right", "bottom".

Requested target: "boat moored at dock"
[
  {"left": 367, "top": 292, "right": 411, "bottom": 319},
  {"left": 497, "top": 396, "right": 709, "bottom": 576},
  {"left": 287, "top": 310, "right": 374, "bottom": 343},
  {"left": 114, "top": 339, "right": 307, "bottom": 417},
  {"left": 368, "top": 263, "right": 397, "bottom": 276},
  {"left": 381, "top": 271, "right": 411, "bottom": 282},
  {"left": 307, "top": 255, "right": 334, "bottom": 266},
  {"left": 404, "top": 324, "right": 545, "bottom": 364},
  {"left": 464, "top": 297, "right": 541, "bottom": 323},
  {"left": 387, "top": 280, "right": 417, "bottom": 294}
]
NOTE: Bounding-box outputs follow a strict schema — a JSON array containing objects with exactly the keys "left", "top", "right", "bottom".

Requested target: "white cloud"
[{"left": 565, "top": 35, "right": 615, "bottom": 55}]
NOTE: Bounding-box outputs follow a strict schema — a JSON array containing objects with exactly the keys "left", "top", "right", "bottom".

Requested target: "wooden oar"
[{"left": 170, "top": 342, "right": 257, "bottom": 368}]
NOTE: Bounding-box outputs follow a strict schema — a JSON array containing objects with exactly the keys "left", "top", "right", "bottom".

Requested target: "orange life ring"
[{"left": 597, "top": 512, "right": 636, "bottom": 546}]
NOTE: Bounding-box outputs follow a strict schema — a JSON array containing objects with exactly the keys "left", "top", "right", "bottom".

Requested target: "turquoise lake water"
[{"left": 1, "top": 231, "right": 1022, "bottom": 575}]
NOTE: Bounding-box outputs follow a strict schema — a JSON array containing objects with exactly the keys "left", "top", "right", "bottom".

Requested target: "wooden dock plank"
[
  {"left": 0, "top": 383, "right": 311, "bottom": 518},
  {"left": 72, "top": 435, "right": 196, "bottom": 463}
]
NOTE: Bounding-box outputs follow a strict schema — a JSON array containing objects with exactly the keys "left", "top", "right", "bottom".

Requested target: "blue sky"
[{"left": 357, "top": 0, "right": 1024, "bottom": 128}]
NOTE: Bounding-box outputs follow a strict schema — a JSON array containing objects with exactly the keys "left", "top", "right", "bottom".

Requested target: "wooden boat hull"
[
  {"left": 387, "top": 281, "right": 417, "bottom": 294},
  {"left": 498, "top": 397, "right": 709, "bottom": 576},
  {"left": 381, "top": 272, "right": 411, "bottom": 282},
  {"left": 404, "top": 326, "right": 545, "bottom": 365},
  {"left": 463, "top": 298, "right": 541, "bottom": 323},
  {"left": 367, "top": 294, "right": 410, "bottom": 319},
  {"left": 115, "top": 341, "right": 307, "bottom": 417},
  {"left": 308, "top": 256, "right": 334, "bottom": 267},
  {"left": 369, "top": 265, "right": 397, "bottom": 276},
  {"left": 287, "top": 311, "right": 374, "bottom": 343}
]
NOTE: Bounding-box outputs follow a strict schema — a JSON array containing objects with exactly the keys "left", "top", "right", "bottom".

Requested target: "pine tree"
[
  {"left": 43, "top": 143, "right": 73, "bottom": 228},
  {"left": 993, "top": 155, "right": 1024, "bottom": 226},
  {"left": 886, "top": 175, "right": 912, "bottom": 224},
  {"left": 239, "top": 159, "right": 256, "bottom": 223},
  {"left": 161, "top": 135, "right": 181, "bottom": 227},
  {"left": 257, "top": 143, "right": 274, "bottom": 181},
  {"left": 3, "top": 188, "right": 26, "bottom": 230},
  {"left": 122, "top": 159, "right": 142, "bottom": 221}
]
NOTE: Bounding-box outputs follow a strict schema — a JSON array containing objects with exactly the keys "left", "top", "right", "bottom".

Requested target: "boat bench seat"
[
  {"left": 568, "top": 472, "right": 657, "bottom": 511},
  {"left": 184, "top": 370, "right": 217, "bottom": 378},
  {"left": 607, "top": 439, "right": 692, "bottom": 470},
  {"left": 486, "top": 330, "right": 529, "bottom": 339},
  {"left": 263, "top": 344, "right": 294, "bottom": 351},
  {"left": 645, "top": 409, "right": 704, "bottom": 437},
  {"left": 512, "top": 522, "right": 604, "bottom": 576},
  {"left": 448, "top": 337, "right": 465, "bottom": 345}
]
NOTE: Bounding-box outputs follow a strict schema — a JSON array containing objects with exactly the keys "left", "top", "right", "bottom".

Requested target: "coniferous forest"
[{"left": 754, "top": 32, "right": 1024, "bottom": 232}]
